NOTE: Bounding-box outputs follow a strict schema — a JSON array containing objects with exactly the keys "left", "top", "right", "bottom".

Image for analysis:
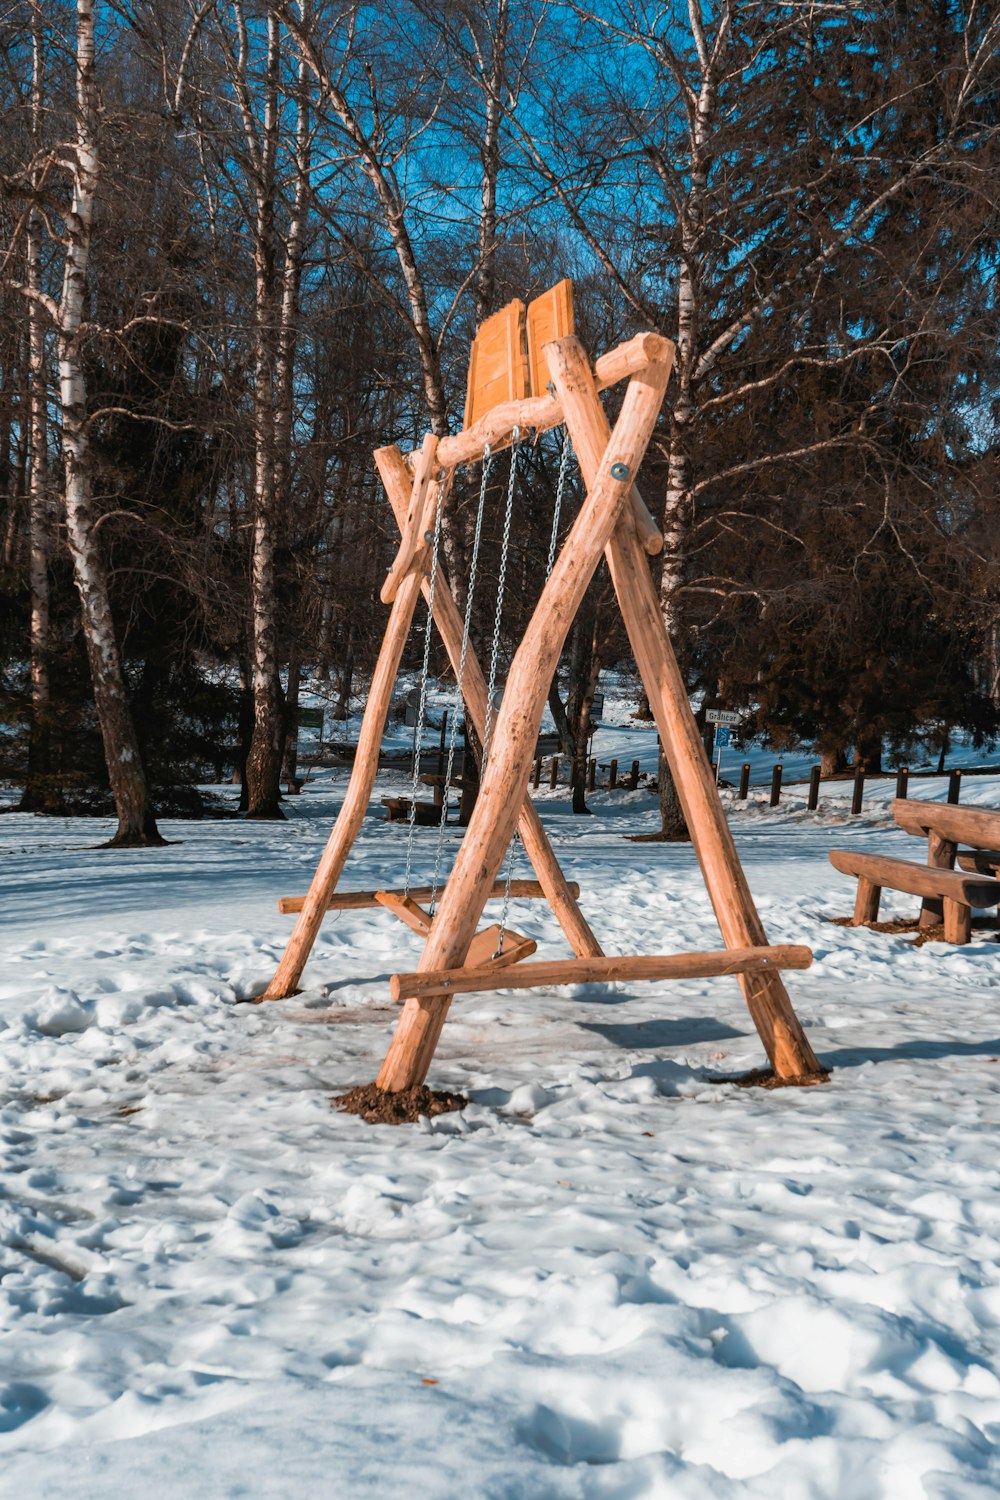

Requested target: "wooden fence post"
[
  {"left": 896, "top": 767, "right": 909, "bottom": 800},
  {"left": 851, "top": 767, "right": 865, "bottom": 815},
  {"left": 769, "top": 765, "right": 783, "bottom": 807},
  {"left": 948, "top": 769, "right": 962, "bottom": 804},
  {"left": 609, "top": 758, "right": 618, "bottom": 789},
  {"left": 550, "top": 755, "right": 560, "bottom": 788},
  {"left": 807, "top": 765, "right": 820, "bottom": 811},
  {"left": 588, "top": 757, "right": 596, "bottom": 790},
  {"left": 533, "top": 755, "right": 541, "bottom": 789},
  {"left": 738, "top": 763, "right": 750, "bottom": 800},
  {"left": 629, "top": 759, "right": 640, "bottom": 790},
  {"left": 438, "top": 710, "right": 448, "bottom": 776}
]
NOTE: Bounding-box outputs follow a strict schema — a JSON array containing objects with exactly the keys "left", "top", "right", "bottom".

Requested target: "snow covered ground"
[{"left": 3, "top": 725, "right": 1000, "bottom": 1496}]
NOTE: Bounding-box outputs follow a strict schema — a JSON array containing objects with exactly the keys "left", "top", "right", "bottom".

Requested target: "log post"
[
  {"left": 948, "top": 769, "right": 962, "bottom": 805},
  {"left": 629, "top": 759, "right": 640, "bottom": 790},
  {"left": 550, "top": 755, "right": 560, "bottom": 788},
  {"left": 738, "top": 763, "right": 750, "bottom": 800},
  {"left": 556, "top": 344, "right": 821, "bottom": 1081},
  {"left": 807, "top": 765, "right": 821, "bottom": 811},
  {"left": 609, "top": 758, "right": 618, "bottom": 789},
  {"left": 851, "top": 768, "right": 865, "bottom": 816},
  {"left": 376, "top": 334, "right": 674, "bottom": 1091},
  {"left": 896, "top": 767, "right": 909, "bottom": 800},
  {"left": 769, "top": 765, "right": 783, "bottom": 807},
  {"left": 533, "top": 755, "right": 541, "bottom": 788}
]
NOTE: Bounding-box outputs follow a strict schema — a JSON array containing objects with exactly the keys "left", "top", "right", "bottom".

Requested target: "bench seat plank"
[{"left": 829, "top": 850, "right": 1000, "bottom": 908}]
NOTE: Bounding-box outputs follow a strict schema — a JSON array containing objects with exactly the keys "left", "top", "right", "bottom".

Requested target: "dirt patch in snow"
[
  {"left": 709, "top": 1066, "right": 831, "bottom": 1090},
  {"left": 333, "top": 1082, "right": 468, "bottom": 1125},
  {"left": 830, "top": 915, "right": 1000, "bottom": 945}
]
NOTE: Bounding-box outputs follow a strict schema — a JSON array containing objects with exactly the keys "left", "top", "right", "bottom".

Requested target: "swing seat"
[{"left": 373, "top": 889, "right": 536, "bottom": 969}]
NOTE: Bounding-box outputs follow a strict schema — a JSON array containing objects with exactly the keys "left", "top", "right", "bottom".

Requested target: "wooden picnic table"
[{"left": 829, "top": 798, "right": 1000, "bottom": 944}]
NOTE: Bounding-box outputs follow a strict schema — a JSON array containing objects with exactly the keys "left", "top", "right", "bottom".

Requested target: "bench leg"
[
  {"left": 853, "top": 877, "right": 881, "bottom": 925},
  {"left": 919, "top": 832, "right": 957, "bottom": 926},
  {"left": 943, "top": 899, "right": 971, "bottom": 944}
]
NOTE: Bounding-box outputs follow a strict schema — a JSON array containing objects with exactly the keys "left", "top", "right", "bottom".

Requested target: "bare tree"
[{"left": 4, "top": 0, "right": 163, "bottom": 843}]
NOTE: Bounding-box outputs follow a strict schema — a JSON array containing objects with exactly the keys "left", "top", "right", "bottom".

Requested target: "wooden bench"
[
  {"left": 829, "top": 848, "right": 1000, "bottom": 944},
  {"left": 891, "top": 798, "right": 1000, "bottom": 926}
]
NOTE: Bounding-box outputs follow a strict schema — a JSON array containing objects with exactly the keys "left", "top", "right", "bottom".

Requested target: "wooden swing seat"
[
  {"left": 374, "top": 890, "right": 536, "bottom": 968},
  {"left": 390, "top": 944, "right": 813, "bottom": 1003}
]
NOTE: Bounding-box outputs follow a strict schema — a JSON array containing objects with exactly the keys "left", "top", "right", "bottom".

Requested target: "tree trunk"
[
  {"left": 59, "top": 0, "right": 162, "bottom": 846},
  {"left": 282, "top": 656, "right": 302, "bottom": 789},
  {"left": 658, "top": 746, "right": 689, "bottom": 840},
  {"left": 245, "top": 14, "right": 286, "bottom": 820},
  {"left": 21, "top": 4, "right": 58, "bottom": 813}
]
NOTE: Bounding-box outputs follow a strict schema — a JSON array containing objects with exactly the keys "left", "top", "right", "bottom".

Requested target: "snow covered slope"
[{"left": 2, "top": 767, "right": 1000, "bottom": 1496}]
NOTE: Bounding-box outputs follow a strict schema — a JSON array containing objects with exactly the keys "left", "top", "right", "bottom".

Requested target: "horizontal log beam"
[
  {"left": 390, "top": 944, "right": 813, "bottom": 1002},
  {"left": 401, "top": 332, "right": 674, "bottom": 557},
  {"left": 891, "top": 798, "right": 1000, "bottom": 850},
  {"left": 277, "top": 878, "right": 578, "bottom": 915},
  {"left": 829, "top": 848, "right": 1000, "bottom": 906}
]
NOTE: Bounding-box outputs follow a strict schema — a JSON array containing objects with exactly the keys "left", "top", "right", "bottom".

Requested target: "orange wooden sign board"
[
  {"left": 464, "top": 299, "right": 529, "bottom": 429},
  {"left": 526, "top": 279, "right": 574, "bottom": 396}
]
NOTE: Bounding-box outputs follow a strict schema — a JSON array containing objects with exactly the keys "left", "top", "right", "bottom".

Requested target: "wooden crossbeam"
[
  {"left": 374, "top": 890, "right": 434, "bottom": 935},
  {"left": 391, "top": 945, "right": 814, "bottom": 1002},
  {"left": 277, "top": 879, "right": 578, "bottom": 916},
  {"left": 380, "top": 435, "right": 442, "bottom": 604},
  {"left": 406, "top": 333, "right": 664, "bottom": 556}
]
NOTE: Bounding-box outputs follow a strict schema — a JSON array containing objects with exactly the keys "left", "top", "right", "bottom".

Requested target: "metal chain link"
[
  {"left": 482, "top": 428, "right": 520, "bottom": 767},
  {"left": 428, "top": 447, "right": 494, "bottom": 912},
  {"left": 546, "top": 428, "right": 574, "bottom": 579},
  {"left": 495, "top": 429, "right": 577, "bottom": 957},
  {"left": 403, "top": 472, "right": 446, "bottom": 897}
]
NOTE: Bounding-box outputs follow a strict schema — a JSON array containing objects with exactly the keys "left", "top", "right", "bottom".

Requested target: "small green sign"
[{"left": 298, "top": 707, "right": 324, "bottom": 730}]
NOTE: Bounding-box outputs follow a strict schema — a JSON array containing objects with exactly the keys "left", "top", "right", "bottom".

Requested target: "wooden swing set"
[{"left": 260, "top": 282, "right": 823, "bottom": 1092}]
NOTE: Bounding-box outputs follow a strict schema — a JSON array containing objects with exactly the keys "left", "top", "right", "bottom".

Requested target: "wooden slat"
[
  {"left": 464, "top": 300, "right": 529, "bottom": 429},
  {"left": 891, "top": 799, "right": 1000, "bottom": 849},
  {"left": 465, "top": 924, "right": 536, "bottom": 970},
  {"left": 391, "top": 946, "right": 814, "bottom": 1003},
  {"left": 829, "top": 849, "right": 1000, "bottom": 907},
  {"left": 957, "top": 850, "right": 1000, "bottom": 876},
  {"left": 373, "top": 891, "right": 433, "bottom": 935},
  {"left": 526, "top": 279, "right": 574, "bottom": 396},
  {"left": 277, "top": 879, "right": 579, "bottom": 915},
  {"left": 377, "top": 335, "right": 674, "bottom": 1092}
]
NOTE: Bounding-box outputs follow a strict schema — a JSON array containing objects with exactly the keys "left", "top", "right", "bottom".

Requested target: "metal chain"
[
  {"left": 546, "top": 428, "right": 574, "bottom": 580},
  {"left": 403, "top": 472, "right": 446, "bottom": 897},
  {"left": 482, "top": 428, "right": 520, "bottom": 767},
  {"left": 495, "top": 430, "right": 577, "bottom": 957},
  {"left": 428, "top": 447, "right": 494, "bottom": 912}
]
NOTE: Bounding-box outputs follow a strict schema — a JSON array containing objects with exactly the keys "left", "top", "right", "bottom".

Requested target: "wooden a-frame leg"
[
  {"left": 534, "top": 337, "right": 820, "bottom": 1079},
  {"left": 919, "top": 831, "right": 956, "bottom": 927},
  {"left": 261, "top": 444, "right": 600, "bottom": 1003},
  {"left": 373, "top": 447, "right": 602, "bottom": 965},
  {"left": 259, "top": 454, "right": 448, "bottom": 1001},
  {"left": 377, "top": 334, "right": 674, "bottom": 1091},
  {"left": 853, "top": 877, "right": 881, "bottom": 925}
]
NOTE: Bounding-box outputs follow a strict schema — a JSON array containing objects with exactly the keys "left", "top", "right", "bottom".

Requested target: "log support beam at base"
[{"left": 391, "top": 945, "right": 813, "bottom": 1003}]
